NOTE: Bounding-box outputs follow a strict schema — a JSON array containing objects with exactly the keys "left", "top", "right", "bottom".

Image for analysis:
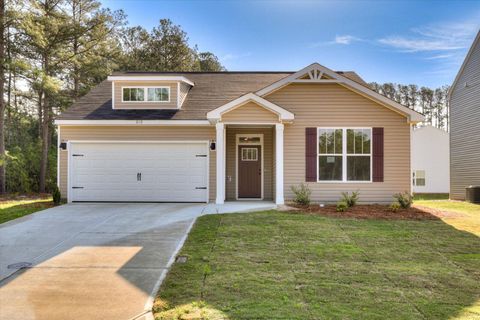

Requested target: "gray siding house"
[{"left": 449, "top": 30, "right": 480, "bottom": 200}]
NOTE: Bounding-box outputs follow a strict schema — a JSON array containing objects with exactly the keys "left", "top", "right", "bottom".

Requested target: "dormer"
[{"left": 107, "top": 75, "right": 194, "bottom": 110}]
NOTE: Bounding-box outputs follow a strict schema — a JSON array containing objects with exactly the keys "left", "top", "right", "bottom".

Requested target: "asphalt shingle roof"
[{"left": 57, "top": 71, "right": 367, "bottom": 120}]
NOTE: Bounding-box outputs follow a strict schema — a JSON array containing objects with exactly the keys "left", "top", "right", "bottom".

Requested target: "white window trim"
[
  {"left": 317, "top": 127, "right": 373, "bottom": 183},
  {"left": 121, "top": 86, "right": 171, "bottom": 103},
  {"left": 235, "top": 134, "right": 264, "bottom": 200},
  {"left": 413, "top": 170, "right": 426, "bottom": 187}
]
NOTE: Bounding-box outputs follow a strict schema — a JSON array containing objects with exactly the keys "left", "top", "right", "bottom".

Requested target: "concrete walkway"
[{"left": 0, "top": 201, "right": 275, "bottom": 320}]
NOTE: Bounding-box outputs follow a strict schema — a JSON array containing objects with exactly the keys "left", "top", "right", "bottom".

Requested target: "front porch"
[
  {"left": 215, "top": 123, "right": 285, "bottom": 205},
  {"left": 207, "top": 94, "right": 294, "bottom": 205}
]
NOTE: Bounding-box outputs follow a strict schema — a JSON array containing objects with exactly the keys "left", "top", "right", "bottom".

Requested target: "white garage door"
[{"left": 69, "top": 142, "right": 209, "bottom": 202}]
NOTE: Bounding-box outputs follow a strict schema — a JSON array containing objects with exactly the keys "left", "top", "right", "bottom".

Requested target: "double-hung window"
[
  {"left": 318, "top": 128, "right": 372, "bottom": 182},
  {"left": 413, "top": 170, "right": 425, "bottom": 186},
  {"left": 122, "top": 87, "right": 170, "bottom": 102}
]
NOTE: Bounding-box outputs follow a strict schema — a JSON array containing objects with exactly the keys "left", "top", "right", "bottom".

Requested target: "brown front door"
[{"left": 238, "top": 145, "right": 262, "bottom": 198}]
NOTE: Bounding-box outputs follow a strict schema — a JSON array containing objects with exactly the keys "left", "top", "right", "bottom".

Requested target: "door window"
[{"left": 241, "top": 147, "right": 258, "bottom": 161}]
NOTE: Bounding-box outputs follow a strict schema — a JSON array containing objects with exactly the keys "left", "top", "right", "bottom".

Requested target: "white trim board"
[
  {"left": 55, "top": 120, "right": 212, "bottom": 126},
  {"left": 206, "top": 93, "right": 294, "bottom": 123},
  {"left": 107, "top": 76, "right": 195, "bottom": 87},
  {"left": 255, "top": 63, "right": 424, "bottom": 124},
  {"left": 121, "top": 86, "right": 171, "bottom": 104},
  {"left": 56, "top": 126, "right": 61, "bottom": 188}
]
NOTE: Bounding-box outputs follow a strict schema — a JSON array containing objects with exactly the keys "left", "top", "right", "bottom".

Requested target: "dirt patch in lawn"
[
  {"left": 413, "top": 204, "right": 467, "bottom": 219},
  {"left": 288, "top": 204, "right": 443, "bottom": 220}
]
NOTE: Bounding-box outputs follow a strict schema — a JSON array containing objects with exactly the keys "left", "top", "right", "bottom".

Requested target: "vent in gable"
[{"left": 296, "top": 68, "right": 335, "bottom": 81}]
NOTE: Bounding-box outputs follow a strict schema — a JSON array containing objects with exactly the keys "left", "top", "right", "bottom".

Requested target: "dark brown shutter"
[
  {"left": 372, "top": 127, "right": 384, "bottom": 182},
  {"left": 305, "top": 128, "right": 317, "bottom": 182}
]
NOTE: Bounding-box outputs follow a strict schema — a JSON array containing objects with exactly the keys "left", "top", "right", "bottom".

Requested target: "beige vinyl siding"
[
  {"left": 222, "top": 102, "right": 279, "bottom": 123},
  {"left": 179, "top": 82, "right": 191, "bottom": 107},
  {"left": 113, "top": 81, "right": 178, "bottom": 109},
  {"left": 58, "top": 126, "right": 216, "bottom": 201},
  {"left": 266, "top": 83, "right": 411, "bottom": 203},
  {"left": 449, "top": 35, "right": 480, "bottom": 200},
  {"left": 225, "top": 127, "right": 274, "bottom": 200}
]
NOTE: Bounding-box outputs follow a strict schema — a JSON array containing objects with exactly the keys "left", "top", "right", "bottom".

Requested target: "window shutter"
[
  {"left": 305, "top": 128, "right": 317, "bottom": 182},
  {"left": 372, "top": 127, "right": 384, "bottom": 182}
]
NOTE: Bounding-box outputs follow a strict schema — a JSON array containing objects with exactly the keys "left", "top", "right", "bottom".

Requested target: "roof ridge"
[{"left": 112, "top": 71, "right": 296, "bottom": 74}]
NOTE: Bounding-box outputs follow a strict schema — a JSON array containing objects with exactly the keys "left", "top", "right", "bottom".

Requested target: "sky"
[{"left": 100, "top": 0, "right": 480, "bottom": 88}]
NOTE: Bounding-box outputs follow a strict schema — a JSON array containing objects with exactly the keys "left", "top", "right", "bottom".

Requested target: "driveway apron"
[{"left": 0, "top": 203, "right": 205, "bottom": 320}]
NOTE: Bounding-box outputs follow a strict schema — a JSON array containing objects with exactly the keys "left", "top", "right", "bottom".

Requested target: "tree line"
[
  {"left": 369, "top": 82, "right": 450, "bottom": 131},
  {"left": 0, "top": 0, "right": 224, "bottom": 195}
]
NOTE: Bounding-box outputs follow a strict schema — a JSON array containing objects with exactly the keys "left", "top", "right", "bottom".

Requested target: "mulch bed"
[{"left": 288, "top": 204, "right": 442, "bottom": 220}]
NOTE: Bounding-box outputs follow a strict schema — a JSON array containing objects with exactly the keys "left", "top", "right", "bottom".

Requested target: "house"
[
  {"left": 411, "top": 125, "right": 449, "bottom": 194},
  {"left": 449, "top": 30, "right": 480, "bottom": 200},
  {"left": 55, "top": 63, "right": 423, "bottom": 204}
]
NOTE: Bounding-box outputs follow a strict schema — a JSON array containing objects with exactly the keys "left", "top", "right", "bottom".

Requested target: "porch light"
[
  {"left": 59, "top": 142, "right": 67, "bottom": 150},
  {"left": 210, "top": 141, "right": 216, "bottom": 151}
]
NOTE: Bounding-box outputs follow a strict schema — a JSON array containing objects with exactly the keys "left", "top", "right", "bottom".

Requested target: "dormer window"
[{"left": 122, "top": 87, "right": 170, "bottom": 102}]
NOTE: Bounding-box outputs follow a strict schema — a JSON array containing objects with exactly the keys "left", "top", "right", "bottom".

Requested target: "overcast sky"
[{"left": 101, "top": 0, "right": 480, "bottom": 88}]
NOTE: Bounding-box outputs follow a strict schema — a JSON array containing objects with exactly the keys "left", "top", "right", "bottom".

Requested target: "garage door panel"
[{"left": 70, "top": 142, "right": 208, "bottom": 202}]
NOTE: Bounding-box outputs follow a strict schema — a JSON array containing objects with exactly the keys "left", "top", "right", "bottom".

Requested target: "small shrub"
[
  {"left": 389, "top": 202, "right": 401, "bottom": 212},
  {"left": 341, "top": 191, "right": 360, "bottom": 207},
  {"left": 291, "top": 183, "right": 311, "bottom": 206},
  {"left": 336, "top": 200, "right": 349, "bottom": 212},
  {"left": 393, "top": 192, "right": 413, "bottom": 209},
  {"left": 52, "top": 185, "right": 61, "bottom": 205}
]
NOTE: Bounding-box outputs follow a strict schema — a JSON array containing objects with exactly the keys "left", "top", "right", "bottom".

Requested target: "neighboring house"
[
  {"left": 449, "top": 30, "right": 480, "bottom": 200},
  {"left": 411, "top": 125, "right": 450, "bottom": 194},
  {"left": 55, "top": 63, "right": 423, "bottom": 204}
]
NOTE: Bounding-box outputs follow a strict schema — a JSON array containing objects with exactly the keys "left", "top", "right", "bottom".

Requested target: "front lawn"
[
  {"left": 154, "top": 210, "right": 480, "bottom": 320},
  {"left": 0, "top": 195, "right": 54, "bottom": 224},
  {"left": 414, "top": 199, "right": 480, "bottom": 236}
]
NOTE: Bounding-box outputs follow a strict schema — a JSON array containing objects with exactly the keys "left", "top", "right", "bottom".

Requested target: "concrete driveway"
[
  {"left": 0, "top": 201, "right": 275, "bottom": 320},
  {"left": 0, "top": 203, "right": 209, "bottom": 320}
]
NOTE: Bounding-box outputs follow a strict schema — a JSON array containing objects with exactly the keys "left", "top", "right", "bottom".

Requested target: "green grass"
[
  {"left": 0, "top": 197, "right": 53, "bottom": 224},
  {"left": 154, "top": 210, "right": 480, "bottom": 320},
  {"left": 413, "top": 193, "right": 449, "bottom": 201}
]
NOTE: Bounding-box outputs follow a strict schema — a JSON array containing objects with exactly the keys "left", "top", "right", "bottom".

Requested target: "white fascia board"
[
  {"left": 206, "top": 93, "right": 295, "bottom": 121},
  {"left": 256, "top": 62, "right": 424, "bottom": 123},
  {"left": 55, "top": 120, "right": 211, "bottom": 126},
  {"left": 107, "top": 76, "right": 195, "bottom": 87}
]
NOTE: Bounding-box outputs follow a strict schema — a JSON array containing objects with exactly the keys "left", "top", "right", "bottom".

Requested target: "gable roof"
[
  {"left": 256, "top": 63, "right": 424, "bottom": 123},
  {"left": 56, "top": 66, "right": 416, "bottom": 122},
  {"left": 57, "top": 73, "right": 291, "bottom": 120},
  {"left": 206, "top": 93, "right": 295, "bottom": 122},
  {"left": 449, "top": 30, "right": 480, "bottom": 98}
]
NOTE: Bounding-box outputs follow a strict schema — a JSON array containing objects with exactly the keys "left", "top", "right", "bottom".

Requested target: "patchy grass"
[
  {"left": 414, "top": 199, "right": 480, "bottom": 236},
  {"left": 0, "top": 196, "right": 54, "bottom": 224},
  {"left": 414, "top": 200, "right": 479, "bottom": 216},
  {"left": 154, "top": 210, "right": 480, "bottom": 320}
]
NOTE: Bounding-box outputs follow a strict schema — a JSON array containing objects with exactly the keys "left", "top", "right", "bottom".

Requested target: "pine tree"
[{"left": 0, "top": 0, "right": 6, "bottom": 193}]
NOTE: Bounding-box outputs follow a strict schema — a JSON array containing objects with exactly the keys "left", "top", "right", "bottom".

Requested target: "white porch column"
[
  {"left": 275, "top": 123, "right": 285, "bottom": 205},
  {"left": 215, "top": 122, "right": 225, "bottom": 204}
]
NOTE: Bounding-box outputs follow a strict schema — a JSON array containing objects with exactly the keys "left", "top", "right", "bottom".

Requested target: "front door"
[{"left": 238, "top": 145, "right": 262, "bottom": 198}]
